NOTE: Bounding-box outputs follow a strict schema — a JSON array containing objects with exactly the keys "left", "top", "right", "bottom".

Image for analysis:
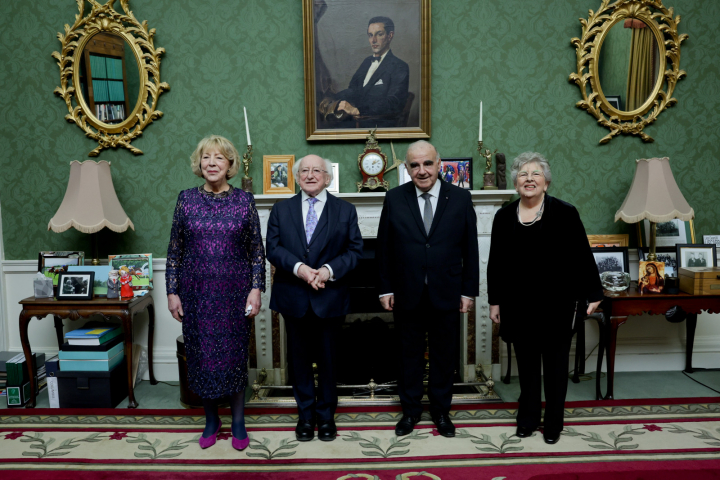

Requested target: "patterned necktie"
[
  {"left": 305, "top": 197, "right": 319, "bottom": 244},
  {"left": 421, "top": 192, "right": 433, "bottom": 235}
]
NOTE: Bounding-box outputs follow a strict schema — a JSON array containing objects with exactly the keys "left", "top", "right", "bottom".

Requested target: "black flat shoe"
[
  {"left": 516, "top": 426, "right": 535, "bottom": 438},
  {"left": 543, "top": 431, "right": 561, "bottom": 444},
  {"left": 295, "top": 419, "right": 315, "bottom": 442},
  {"left": 431, "top": 413, "right": 456, "bottom": 438},
  {"left": 318, "top": 420, "right": 337, "bottom": 442},
  {"left": 395, "top": 414, "right": 422, "bottom": 436}
]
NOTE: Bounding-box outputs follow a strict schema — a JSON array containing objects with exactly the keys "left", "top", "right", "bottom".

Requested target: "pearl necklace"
[{"left": 517, "top": 196, "right": 545, "bottom": 226}]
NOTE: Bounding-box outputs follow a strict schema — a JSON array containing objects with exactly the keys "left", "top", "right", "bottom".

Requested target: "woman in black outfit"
[{"left": 487, "top": 152, "right": 603, "bottom": 444}]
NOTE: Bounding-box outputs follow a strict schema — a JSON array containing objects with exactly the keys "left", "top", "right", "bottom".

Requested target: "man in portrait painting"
[{"left": 323, "top": 16, "right": 409, "bottom": 128}]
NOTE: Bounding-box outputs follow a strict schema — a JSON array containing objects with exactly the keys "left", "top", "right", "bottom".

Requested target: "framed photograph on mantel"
[
  {"left": 263, "top": 155, "right": 295, "bottom": 195},
  {"left": 303, "top": 0, "right": 431, "bottom": 140},
  {"left": 440, "top": 158, "right": 472, "bottom": 190}
]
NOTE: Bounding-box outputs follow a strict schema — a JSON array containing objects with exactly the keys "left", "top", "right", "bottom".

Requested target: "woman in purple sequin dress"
[{"left": 166, "top": 135, "right": 265, "bottom": 451}]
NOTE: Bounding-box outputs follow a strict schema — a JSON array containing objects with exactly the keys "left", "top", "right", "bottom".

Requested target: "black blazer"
[
  {"left": 377, "top": 181, "right": 479, "bottom": 311},
  {"left": 267, "top": 192, "right": 363, "bottom": 319},
  {"left": 335, "top": 50, "right": 410, "bottom": 127},
  {"left": 487, "top": 195, "right": 603, "bottom": 341}
]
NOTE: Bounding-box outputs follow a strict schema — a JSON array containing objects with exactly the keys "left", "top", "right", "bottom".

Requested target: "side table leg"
[
  {"left": 121, "top": 310, "right": 138, "bottom": 408},
  {"left": 53, "top": 316, "right": 64, "bottom": 348},
  {"left": 19, "top": 311, "right": 36, "bottom": 408},
  {"left": 147, "top": 302, "right": 158, "bottom": 385},
  {"left": 594, "top": 315, "right": 607, "bottom": 400},
  {"left": 684, "top": 313, "right": 698, "bottom": 374},
  {"left": 605, "top": 317, "right": 625, "bottom": 400}
]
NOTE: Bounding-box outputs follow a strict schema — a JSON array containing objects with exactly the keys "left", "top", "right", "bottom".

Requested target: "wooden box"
[{"left": 678, "top": 267, "right": 720, "bottom": 295}]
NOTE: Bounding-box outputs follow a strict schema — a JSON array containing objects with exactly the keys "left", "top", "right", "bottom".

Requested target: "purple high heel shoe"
[
  {"left": 198, "top": 420, "right": 222, "bottom": 449},
  {"left": 232, "top": 432, "right": 250, "bottom": 451}
]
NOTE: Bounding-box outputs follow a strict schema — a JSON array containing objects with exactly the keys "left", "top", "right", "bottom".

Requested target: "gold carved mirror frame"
[
  {"left": 53, "top": 0, "right": 169, "bottom": 156},
  {"left": 570, "top": 0, "right": 687, "bottom": 144}
]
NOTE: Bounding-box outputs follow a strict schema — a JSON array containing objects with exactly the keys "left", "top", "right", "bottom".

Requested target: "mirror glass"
[
  {"left": 598, "top": 18, "right": 661, "bottom": 112},
  {"left": 76, "top": 32, "right": 141, "bottom": 124}
]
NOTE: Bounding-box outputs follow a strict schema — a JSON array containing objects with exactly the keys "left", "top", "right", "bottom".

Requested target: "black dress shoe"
[
  {"left": 516, "top": 426, "right": 535, "bottom": 438},
  {"left": 395, "top": 415, "right": 422, "bottom": 436},
  {"left": 543, "top": 431, "right": 561, "bottom": 444},
  {"left": 295, "top": 419, "right": 315, "bottom": 442},
  {"left": 318, "top": 420, "right": 337, "bottom": 442},
  {"left": 431, "top": 413, "right": 456, "bottom": 438}
]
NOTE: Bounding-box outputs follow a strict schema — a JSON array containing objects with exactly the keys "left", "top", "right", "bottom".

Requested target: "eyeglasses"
[
  {"left": 517, "top": 171, "right": 544, "bottom": 180},
  {"left": 299, "top": 168, "right": 327, "bottom": 177}
]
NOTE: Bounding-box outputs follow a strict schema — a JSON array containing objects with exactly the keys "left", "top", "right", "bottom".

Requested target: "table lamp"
[
  {"left": 48, "top": 160, "right": 134, "bottom": 265},
  {"left": 615, "top": 157, "right": 694, "bottom": 261}
]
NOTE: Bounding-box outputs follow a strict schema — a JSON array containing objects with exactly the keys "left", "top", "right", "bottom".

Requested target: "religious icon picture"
[
  {"left": 263, "top": 155, "right": 295, "bottom": 195},
  {"left": 440, "top": 158, "right": 472, "bottom": 190},
  {"left": 638, "top": 261, "right": 665, "bottom": 294}
]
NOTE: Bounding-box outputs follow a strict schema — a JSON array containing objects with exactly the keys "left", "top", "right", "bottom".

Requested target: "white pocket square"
[{"left": 374, "top": 79, "right": 384, "bottom": 86}]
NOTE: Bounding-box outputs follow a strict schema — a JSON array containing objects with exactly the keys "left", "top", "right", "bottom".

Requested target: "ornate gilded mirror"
[
  {"left": 570, "top": 0, "right": 687, "bottom": 144},
  {"left": 53, "top": 0, "right": 169, "bottom": 156}
]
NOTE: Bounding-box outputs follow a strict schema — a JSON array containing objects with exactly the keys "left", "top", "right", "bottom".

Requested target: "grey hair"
[
  {"left": 293, "top": 155, "right": 334, "bottom": 184},
  {"left": 405, "top": 140, "right": 440, "bottom": 165},
  {"left": 510, "top": 152, "right": 552, "bottom": 187}
]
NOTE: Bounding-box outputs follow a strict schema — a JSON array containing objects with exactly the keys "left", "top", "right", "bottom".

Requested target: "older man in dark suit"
[
  {"left": 333, "top": 16, "right": 410, "bottom": 128},
  {"left": 266, "top": 155, "right": 363, "bottom": 442},
  {"left": 377, "top": 140, "right": 479, "bottom": 438}
]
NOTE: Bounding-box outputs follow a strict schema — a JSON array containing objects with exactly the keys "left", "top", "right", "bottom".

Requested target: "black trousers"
[
  {"left": 284, "top": 309, "right": 342, "bottom": 423},
  {"left": 394, "top": 287, "right": 460, "bottom": 418},
  {"left": 514, "top": 335, "right": 572, "bottom": 435}
]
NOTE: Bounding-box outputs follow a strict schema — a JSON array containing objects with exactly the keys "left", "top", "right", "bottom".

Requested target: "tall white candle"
[
  {"left": 478, "top": 101, "right": 483, "bottom": 142},
  {"left": 244, "top": 106, "right": 252, "bottom": 146}
]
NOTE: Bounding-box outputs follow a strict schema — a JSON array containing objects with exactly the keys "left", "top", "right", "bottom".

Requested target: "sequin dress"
[{"left": 166, "top": 186, "right": 265, "bottom": 399}]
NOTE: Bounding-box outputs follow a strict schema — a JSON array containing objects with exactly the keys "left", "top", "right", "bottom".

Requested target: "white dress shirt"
[
  {"left": 362, "top": 50, "right": 389, "bottom": 87},
  {"left": 293, "top": 189, "right": 334, "bottom": 280}
]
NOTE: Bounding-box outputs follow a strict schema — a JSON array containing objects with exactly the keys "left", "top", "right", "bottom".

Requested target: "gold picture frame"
[
  {"left": 263, "top": 155, "right": 295, "bottom": 195},
  {"left": 587, "top": 234, "right": 629, "bottom": 247},
  {"left": 302, "top": 0, "right": 431, "bottom": 140}
]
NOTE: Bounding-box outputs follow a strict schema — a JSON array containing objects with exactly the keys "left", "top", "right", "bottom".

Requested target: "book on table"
[
  {"left": 59, "top": 349, "right": 125, "bottom": 372},
  {"left": 60, "top": 335, "right": 123, "bottom": 352},
  {"left": 65, "top": 326, "right": 123, "bottom": 346}
]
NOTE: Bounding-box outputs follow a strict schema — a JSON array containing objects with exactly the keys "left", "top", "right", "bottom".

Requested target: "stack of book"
[
  {"left": 60, "top": 324, "right": 124, "bottom": 372},
  {"left": 5, "top": 352, "right": 46, "bottom": 407},
  {"left": 0, "top": 351, "right": 15, "bottom": 396}
]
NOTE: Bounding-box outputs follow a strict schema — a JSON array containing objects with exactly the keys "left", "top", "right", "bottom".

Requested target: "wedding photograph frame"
[
  {"left": 302, "top": 0, "right": 431, "bottom": 140},
  {"left": 591, "top": 246, "right": 630, "bottom": 275},
  {"left": 676, "top": 243, "right": 717, "bottom": 268},
  {"left": 263, "top": 155, "right": 295, "bottom": 195}
]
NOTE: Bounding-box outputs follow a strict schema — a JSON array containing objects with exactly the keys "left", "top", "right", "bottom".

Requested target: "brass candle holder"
[
  {"left": 478, "top": 140, "right": 498, "bottom": 190},
  {"left": 241, "top": 144, "right": 253, "bottom": 193}
]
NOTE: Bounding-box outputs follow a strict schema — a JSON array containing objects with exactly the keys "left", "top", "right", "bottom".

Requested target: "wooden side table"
[
  {"left": 18, "top": 295, "right": 158, "bottom": 408},
  {"left": 599, "top": 286, "right": 720, "bottom": 399}
]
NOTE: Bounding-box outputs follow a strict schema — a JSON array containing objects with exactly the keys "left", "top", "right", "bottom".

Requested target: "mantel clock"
[{"left": 357, "top": 129, "right": 389, "bottom": 192}]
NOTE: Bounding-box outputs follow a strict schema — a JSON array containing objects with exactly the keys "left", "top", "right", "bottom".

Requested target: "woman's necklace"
[{"left": 517, "top": 196, "right": 545, "bottom": 226}]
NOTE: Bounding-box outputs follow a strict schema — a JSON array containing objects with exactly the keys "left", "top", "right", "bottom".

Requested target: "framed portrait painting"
[
  {"left": 303, "top": 0, "right": 431, "bottom": 140},
  {"left": 263, "top": 155, "right": 295, "bottom": 195}
]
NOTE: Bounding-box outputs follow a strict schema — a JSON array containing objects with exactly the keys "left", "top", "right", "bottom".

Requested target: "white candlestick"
[
  {"left": 479, "top": 101, "right": 483, "bottom": 142},
  {"left": 244, "top": 106, "right": 252, "bottom": 146}
]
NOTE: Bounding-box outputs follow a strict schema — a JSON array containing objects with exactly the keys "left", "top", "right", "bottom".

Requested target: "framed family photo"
[
  {"left": 263, "top": 155, "right": 295, "bottom": 195},
  {"left": 303, "top": 0, "right": 431, "bottom": 140},
  {"left": 676, "top": 244, "right": 717, "bottom": 268},
  {"left": 592, "top": 247, "right": 630, "bottom": 275},
  {"left": 440, "top": 158, "right": 472, "bottom": 190},
  {"left": 57, "top": 272, "right": 95, "bottom": 301}
]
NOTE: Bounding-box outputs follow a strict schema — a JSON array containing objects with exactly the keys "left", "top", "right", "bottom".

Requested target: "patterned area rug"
[{"left": 1, "top": 397, "right": 719, "bottom": 479}]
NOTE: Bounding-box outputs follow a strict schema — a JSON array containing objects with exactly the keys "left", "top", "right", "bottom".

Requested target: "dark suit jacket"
[
  {"left": 335, "top": 50, "right": 409, "bottom": 128},
  {"left": 267, "top": 192, "right": 363, "bottom": 319},
  {"left": 377, "top": 180, "right": 480, "bottom": 311}
]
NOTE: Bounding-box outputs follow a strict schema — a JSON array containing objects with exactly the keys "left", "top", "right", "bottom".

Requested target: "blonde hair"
[{"left": 190, "top": 135, "right": 241, "bottom": 179}]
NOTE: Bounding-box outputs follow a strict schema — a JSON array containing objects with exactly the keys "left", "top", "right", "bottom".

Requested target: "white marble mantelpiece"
[{"left": 252, "top": 190, "right": 515, "bottom": 384}]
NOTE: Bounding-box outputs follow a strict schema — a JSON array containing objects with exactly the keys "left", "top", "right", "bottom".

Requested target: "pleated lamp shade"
[
  {"left": 615, "top": 157, "right": 694, "bottom": 224},
  {"left": 48, "top": 160, "right": 134, "bottom": 234}
]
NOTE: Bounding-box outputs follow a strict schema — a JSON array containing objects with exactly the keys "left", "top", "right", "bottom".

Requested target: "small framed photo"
[
  {"left": 638, "top": 261, "right": 665, "bottom": 294},
  {"left": 592, "top": 247, "right": 629, "bottom": 274},
  {"left": 440, "top": 157, "right": 472, "bottom": 190},
  {"left": 637, "top": 246, "right": 678, "bottom": 277},
  {"left": 108, "top": 254, "right": 153, "bottom": 294},
  {"left": 398, "top": 163, "right": 411, "bottom": 185},
  {"left": 327, "top": 163, "right": 340, "bottom": 194},
  {"left": 638, "top": 219, "right": 696, "bottom": 247},
  {"left": 263, "top": 155, "right": 295, "bottom": 195},
  {"left": 676, "top": 244, "right": 716, "bottom": 268},
  {"left": 703, "top": 235, "right": 720, "bottom": 246},
  {"left": 587, "top": 234, "right": 629, "bottom": 247},
  {"left": 56, "top": 272, "right": 95, "bottom": 301},
  {"left": 606, "top": 95, "right": 622, "bottom": 110},
  {"left": 38, "top": 251, "right": 85, "bottom": 286}
]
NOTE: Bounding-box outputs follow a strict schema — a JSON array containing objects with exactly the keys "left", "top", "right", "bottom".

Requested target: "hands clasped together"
[{"left": 297, "top": 264, "right": 331, "bottom": 291}]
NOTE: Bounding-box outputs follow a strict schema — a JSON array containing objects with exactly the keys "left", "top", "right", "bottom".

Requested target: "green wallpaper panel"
[{"left": 1, "top": 0, "right": 719, "bottom": 260}]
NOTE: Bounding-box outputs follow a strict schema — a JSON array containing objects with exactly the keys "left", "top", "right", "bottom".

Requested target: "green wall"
[{"left": 1, "top": 0, "right": 718, "bottom": 260}]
